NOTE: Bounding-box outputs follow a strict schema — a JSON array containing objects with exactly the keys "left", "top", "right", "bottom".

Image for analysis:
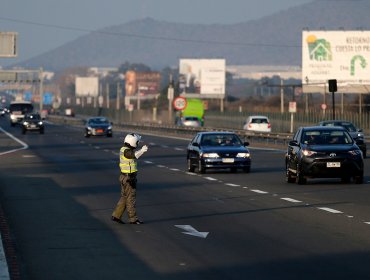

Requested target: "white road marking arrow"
[{"left": 175, "top": 225, "right": 209, "bottom": 238}]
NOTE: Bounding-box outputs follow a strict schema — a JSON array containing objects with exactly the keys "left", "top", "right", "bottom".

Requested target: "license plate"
[
  {"left": 30, "top": 124, "right": 36, "bottom": 128},
  {"left": 96, "top": 129, "right": 103, "bottom": 133},
  {"left": 222, "top": 158, "right": 234, "bottom": 163},
  {"left": 327, "top": 162, "right": 340, "bottom": 168}
]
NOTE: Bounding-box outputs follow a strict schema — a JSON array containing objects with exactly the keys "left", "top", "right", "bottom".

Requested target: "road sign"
[
  {"left": 289, "top": 101, "right": 297, "bottom": 113},
  {"left": 321, "top": 103, "right": 327, "bottom": 110},
  {"left": 173, "top": 96, "right": 187, "bottom": 110}
]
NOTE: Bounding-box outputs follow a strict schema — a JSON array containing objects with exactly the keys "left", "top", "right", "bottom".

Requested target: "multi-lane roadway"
[{"left": 0, "top": 116, "right": 370, "bottom": 279}]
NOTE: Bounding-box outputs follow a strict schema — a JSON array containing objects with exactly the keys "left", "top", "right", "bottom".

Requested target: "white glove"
[{"left": 135, "top": 145, "right": 148, "bottom": 159}]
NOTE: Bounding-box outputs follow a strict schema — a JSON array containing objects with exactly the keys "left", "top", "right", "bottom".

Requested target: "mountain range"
[{"left": 16, "top": 0, "right": 370, "bottom": 71}]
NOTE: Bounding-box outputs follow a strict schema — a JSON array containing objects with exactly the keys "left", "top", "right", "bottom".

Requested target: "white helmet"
[{"left": 124, "top": 133, "right": 141, "bottom": 148}]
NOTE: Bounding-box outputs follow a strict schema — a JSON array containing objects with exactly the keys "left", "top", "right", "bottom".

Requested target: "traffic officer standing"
[{"left": 111, "top": 133, "right": 148, "bottom": 224}]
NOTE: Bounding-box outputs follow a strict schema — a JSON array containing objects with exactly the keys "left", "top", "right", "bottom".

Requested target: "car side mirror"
[
  {"left": 358, "top": 129, "right": 363, "bottom": 132},
  {"left": 356, "top": 139, "right": 364, "bottom": 145},
  {"left": 244, "top": 142, "right": 249, "bottom": 146},
  {"left": 192, "top": 142, "right": 199, "bottom": 147},
  {"left": 289, "top": 140, "right": 299, "bottom": 147}
]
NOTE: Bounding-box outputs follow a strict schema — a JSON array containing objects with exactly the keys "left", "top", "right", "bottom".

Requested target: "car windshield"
[
  {"left": 322, "top": 122, "right": 357, "bottom": 132},
  {"left": 89, "top": 118, "right": 109, "bottom": 124},
  {"left": 24, "top": 114, "right": 41, "bottom": 120},
  {"left": 201, "top": 134, "right": 242, "bottom": 146},
  {"left": 302, "top": 130, "right": 353, "bottom": 145}
]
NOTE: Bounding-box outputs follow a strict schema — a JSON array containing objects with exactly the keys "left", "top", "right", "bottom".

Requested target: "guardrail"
[{"left": 47, "top": 114, "right": 294, "bottom": 147}]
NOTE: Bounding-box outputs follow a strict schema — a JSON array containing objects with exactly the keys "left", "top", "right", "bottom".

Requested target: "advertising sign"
[
  {"left": 0, "top": 32, "right": 17, "bottom": 57},
  {"left": 302, "top": 31, "right": 370, "bottom": 93},
  {"left": 179, "top": 59, "right": 225, "bottom": 95},
  {"left": 125, "top": 71, "right": 161, "bottom": 96},
  {"left": 75, "top": 77, "right": 99, "bottom": 97}
]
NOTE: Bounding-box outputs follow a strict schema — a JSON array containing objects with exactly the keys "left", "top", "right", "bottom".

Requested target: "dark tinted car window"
[
  {"left": 251, "top": 118, "right": 268, "bottom": 124},
  {"left": 10, "top": 103, "right": 33, "bottom": 113}
]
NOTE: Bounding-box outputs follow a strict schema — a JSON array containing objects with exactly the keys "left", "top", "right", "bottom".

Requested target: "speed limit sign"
[{"left": 173, "top": 96, "right": 187, "bottom": 110}]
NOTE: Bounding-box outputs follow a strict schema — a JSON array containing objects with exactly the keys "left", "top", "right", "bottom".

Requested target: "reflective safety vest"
[{"left": 119, "top": 146, "right": 137, "bottom": 173}]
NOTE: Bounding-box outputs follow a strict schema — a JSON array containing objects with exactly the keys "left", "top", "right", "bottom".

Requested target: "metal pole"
[
  {"left": 280, "top": 77, "right": 284, "bottom": 113},
  {"left": 332, "top": 91, "right": 335, "bottom": 120},
  {"left": 39, "top": 68, "right": 43, "bottom": 111},
  {"left": 106, "top": 83, "right": 110, "bottom": 109},
  {"left": 116, "top": 82, "right": 120, "bottom": 110}
]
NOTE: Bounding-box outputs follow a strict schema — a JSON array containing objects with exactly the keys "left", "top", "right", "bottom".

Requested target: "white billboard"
[
  {"left": 302, "top": 31, "right": 370, "bottom": 94},
  {"left": 75, "top": 77, "right": 99, "bottom": 97},
  {"left": 179, "top": 59, "right": 225, "bottom": 96},
  {"left": 0, "top": 32, "right": 17, "bottom": 57}
]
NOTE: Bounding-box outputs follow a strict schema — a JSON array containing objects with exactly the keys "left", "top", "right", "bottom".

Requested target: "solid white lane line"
[
  {"left": 317, "top": 207, "right": 343, "bottom": 214},
  {"left": 170, "top": 168, "right": 180, "bottom": 171},
  {"left": 157, "top": 165, "right": 166, "bottom": 168},
  {"left": 250, "top": 189, "right": 268, "bottom": 194},
  {"left": 174, "top": 147, "right": 184, "bottom": 151},
  {"left": 22, "top": 155, "right": 35, "bottom": 158},
  {"left": 281, "top": 197, "right": 302, "bottom": 203},
  {"left": 144, "top": 161, "right": 153, "bottom": 164},
  {"left": 0, "top": 127, "right": 28, "bottom": 155}
]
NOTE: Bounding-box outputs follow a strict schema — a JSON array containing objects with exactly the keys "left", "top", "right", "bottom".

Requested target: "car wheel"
[
  {"left": 243, "top": 166, "right": 251, "bottom": 173},
  {"left": 341, "top": 176, "right": 351, "bottom": 183},
  {"left": 187, "top": 158, "right": 195, "bottom": 172},
  {"left": 296, "top": 164, "right": 307, "bottom": 185},
  {"left": 40, "top": 129, "right": 44, "bottom": 134},
  {"left": 286, "top": 165, "right": 295, "bottom": 183},
  {"left": 362, "top": 149, "right": 367, "bottom": 158},
  {"left": 84, "top": 131, "right": 90, "bottom": 138},
  {"left": 354, "top": 174, "right": 364, "bottom": 184},
  {"left": 22, "top": 129, "right": 26, "bottom": 134},
  {"left": 198, "top": 159, "right": 205, "bottom": 174}
]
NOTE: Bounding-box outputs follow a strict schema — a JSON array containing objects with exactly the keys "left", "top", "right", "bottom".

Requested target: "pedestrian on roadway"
[{"left": 111, "top": 133, "right": 148, "bottom": 224}]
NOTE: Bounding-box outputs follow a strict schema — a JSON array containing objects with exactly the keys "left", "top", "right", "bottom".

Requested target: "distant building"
[{"left": 227, "top": 65, "right": 302, "bottom": 80}]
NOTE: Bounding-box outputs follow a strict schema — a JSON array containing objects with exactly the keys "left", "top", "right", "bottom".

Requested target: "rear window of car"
[
  {"left": 250, "top": 118, "right": 269, "bottom": 124},
  {"left": 184, "top": 117, "right": 199, "bottom": 121},
  {"left": 9, "top": 103, "right": 33, "bottom": 114}
]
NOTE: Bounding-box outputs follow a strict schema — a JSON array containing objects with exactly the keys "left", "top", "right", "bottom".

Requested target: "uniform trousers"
[{"left": 112, "top": 173, "right": 138, "bottom": 222}]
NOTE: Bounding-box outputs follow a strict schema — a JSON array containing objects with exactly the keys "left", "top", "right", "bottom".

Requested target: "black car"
[
  {"left": 84, "top": 117, "right": 113, "bottom": 137},
  {"left": 187, "top": 132, "right": 251, "bottom": 173},
  {"left": 319, "top": 120, "right": 367, "bottom": 158},
  {"left": 286, "top": 126, "right": 364, "bottom": 184},
  {"left": 21, "top": 113, "right": 44, "bottom": 134}
]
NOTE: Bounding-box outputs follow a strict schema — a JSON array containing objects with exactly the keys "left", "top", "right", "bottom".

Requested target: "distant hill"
[{"left": 16, "top": 0, "right": 370, "bottom": 71}]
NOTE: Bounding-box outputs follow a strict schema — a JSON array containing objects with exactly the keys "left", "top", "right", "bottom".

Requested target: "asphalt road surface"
[{"left": 1, "top": 116, "right": 370, "bottom": 280}]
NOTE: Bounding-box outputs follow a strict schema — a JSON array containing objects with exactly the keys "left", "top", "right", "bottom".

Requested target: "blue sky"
[{"left": 0, "top": 0, "right": 313, "bottom": 66}]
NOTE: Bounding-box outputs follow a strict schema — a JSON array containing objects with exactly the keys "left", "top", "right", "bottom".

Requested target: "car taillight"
[
  {"left": 248, "top": 124, "right": 252, "bottom": 128},
  {"left": 268, "top": 122, "right": 271, "bottom": 128}
]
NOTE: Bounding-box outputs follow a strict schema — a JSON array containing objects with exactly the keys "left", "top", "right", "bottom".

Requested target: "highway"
[{"left": 1, "top": 116, "right": 370, "bottom": 279}]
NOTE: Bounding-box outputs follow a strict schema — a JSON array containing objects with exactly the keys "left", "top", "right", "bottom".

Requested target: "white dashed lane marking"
[
  {"left": 251, "top": 189, "right": 268, "bottom": 194},
  {"left": 281, "top": 197, "right": 302, "bottom": 203},
  {"left": 317, "top": 207, "right": 343, "bottom": 214}
]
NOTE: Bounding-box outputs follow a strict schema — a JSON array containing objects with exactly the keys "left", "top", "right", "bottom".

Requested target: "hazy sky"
[{"left": 0, "top": 0, "right": 313, "bottom": 66}]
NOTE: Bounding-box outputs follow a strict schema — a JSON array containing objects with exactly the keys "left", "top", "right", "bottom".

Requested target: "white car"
[{"left": 243, "top": 115, "right": 271, "bottom": 133}]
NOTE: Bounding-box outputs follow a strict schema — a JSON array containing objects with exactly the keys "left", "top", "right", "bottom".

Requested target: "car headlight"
[
  {"left": 236, "top": 152, "right": 250, "bottom": 158},
  {"left": 38, "top": 121, "right": 43, "bottom": 125},
  {"left": 87, "top": 126, "right": 92, "bottom": 130},
  {"left": 108, "top": 125, "right": 112, "bottom": 130},
  {"left": 202, "top": 153, "right": 219, "bottom": 158},
  {"left": 23, "top": 121, "right": 29, "bottom": 125},
  {"left": 302, "top": 149, "right": 317, "bottom": 157},
  {"left": 348, "top": 150, "right": 362, "bottom": 156}
]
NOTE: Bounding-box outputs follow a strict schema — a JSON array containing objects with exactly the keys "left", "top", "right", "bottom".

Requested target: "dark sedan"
[
  {"left": 286, "top": 126, "right": 364, "bottom": 184},
  {"left": 187, "top": 132, "right": 251, "bottom": 173},
  {"left": 21, "top": 113, "right": 44, "bottom": 134},
  {"left": 84, "top": 117, "right": 113, "bottom": 138}
]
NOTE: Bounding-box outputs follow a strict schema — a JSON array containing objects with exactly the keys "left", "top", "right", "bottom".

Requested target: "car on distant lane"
[
  {"left": 21, "top": 113, "right": 44, "bottom": 134},
  {"left": 84, "top": 117, "right": 113, "bottom": 138},
  {"left": 286, "top": 126, "right": 364, "bottom": 184},
  {"left": 243, "top": 115, "right": 271, "bottom": 133},
  {"left": 176, "top": 116, "right": 202, "bottom": 127},
  {"left": 187, "top": 131, "right": 251, "bottom": 173}
]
